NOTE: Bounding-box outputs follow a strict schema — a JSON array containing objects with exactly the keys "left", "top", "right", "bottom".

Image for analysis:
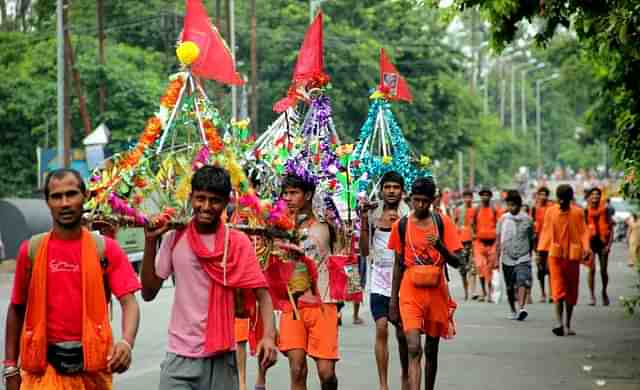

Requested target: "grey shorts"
[
  {"left": 159, "top": 352, "right": 238, "bottom": 390},
  {"left": 503, "top": 263, "right": 532, "bottom": 290}
]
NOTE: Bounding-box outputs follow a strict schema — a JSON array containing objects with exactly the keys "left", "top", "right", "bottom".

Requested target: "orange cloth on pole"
[
  {"left": 235, "top": 317, "right": 250, "bottom": 343},
  {"left": 20, "top": 229, "right": 113, "bottom": 374},
  {"left": 387, "top": 215, "right": 462, "bottom": 338},
  {"left": 537, "top": 205, "right": 590, "bottom": 305},
  {"left": 20, "top": 364, "right": 111, "bottom": 390}
]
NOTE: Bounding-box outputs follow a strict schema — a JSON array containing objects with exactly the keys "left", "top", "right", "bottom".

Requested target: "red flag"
[
  {"left": 183, "top": 0, "right": 244, "bottom": 85},
  {"left": 379, "top": 48, "right": 412, "bottom": 103},
  {"left": 273, "top": 12, "right": 327, "bottom": 112}
]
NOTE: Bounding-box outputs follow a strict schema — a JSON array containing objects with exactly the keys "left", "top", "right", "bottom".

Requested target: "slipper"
[
  {"left": 602, "top": 294, "right": 610, "bottom": 306},
  {"left": 517, "top": 309, "right": 528, "bottom": 321},
  {"left": 588, "top": 298, "right": 596, "bottom": 306},
  {"left": 353, "top": 318, "right": 365, "bottom": 325},
  {"left": 567, "top": 329, "right": 576, "bottom": 336},
  {"left": 548, "top": 298, "right": 553, "bottom": 304},
  {"left": 471, "top": 295, "right": 480, "bottom": 301},
  {"left": 552, "top": 326, "right": 565, "bottom": 336},
  {"left": 539, "top": 297, "right": 547, "bottom": 303}
]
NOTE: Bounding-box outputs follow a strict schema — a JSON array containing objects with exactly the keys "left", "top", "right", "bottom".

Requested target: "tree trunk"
[
  {"left": 96, "top": 0, "right": 107, "bottom": 114},
  {"left": 64, "top": 28, "right": 93, "bottom": 135},
  {"left": 250, "top": 0, "right": 258, "bottom": 134},
  {"left": 0, "top": 0, "right": 8, "bottom": 30}
]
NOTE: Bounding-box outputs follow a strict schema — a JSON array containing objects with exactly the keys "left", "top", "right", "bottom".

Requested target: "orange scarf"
[{"left": 20, "top": 229, "right": 113, "bottom": 373}]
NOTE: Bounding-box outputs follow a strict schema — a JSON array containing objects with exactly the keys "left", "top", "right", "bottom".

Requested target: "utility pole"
[
  {"left": 458, "top": 151, "right": 464, "bottom": 193},
  {"left": 56, "top": 0, "right": 65, "bottom": 168},
  {"left": 63, "top": 3, "right": 72, "bottom": 168},
  {"left": 64, "top": 26, "right": 92, "bottom": 135},
  {"left": 510, "top": 65, "right": 516, "bottom": 136},
  {"left": 229, "top": 0, "right": 237, "bottom": 120},
  {"left": 536, "top": 73, "right": 559, "bottom": 178},
  {"left": 250, "top": 0, "right": 258, "bottom": 133},
  {"left": 96, "top": 0, "right": 106, "bottom": 114}
]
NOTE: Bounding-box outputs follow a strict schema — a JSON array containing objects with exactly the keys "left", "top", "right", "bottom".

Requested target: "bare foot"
[
  {"left": 567, "top": 329, "right": 576, "bottom": 336},
  {"left": 353, "top": 317, "right": 365, "bottom": 325},
  {"left": 602, "top": 293, "right": 610, "bottom": 306},
  {"left": 588, "top": 297, "right": 596, "bottom": 306}
]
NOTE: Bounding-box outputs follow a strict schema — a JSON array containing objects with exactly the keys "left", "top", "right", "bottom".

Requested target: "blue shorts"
[{"left": 370, "top": 293, "right": 391, "bottom": 322}]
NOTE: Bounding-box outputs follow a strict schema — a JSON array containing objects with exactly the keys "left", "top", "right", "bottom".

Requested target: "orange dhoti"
[
  {"left": 399, "top": 267, "right": 452, "bottom": 338},
  {"left": 548, "top": 257, "right": 580, "bottom": 305},
  {"left": 21, "top": 364, "right": 112, "bottom": 390},
  {"left": 473, "top": 240, "right": 497, "bottom": 280}
]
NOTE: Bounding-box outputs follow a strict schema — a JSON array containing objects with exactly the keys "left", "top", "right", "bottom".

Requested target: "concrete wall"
[{"left": 0, "top": 199, "right": 52, "bottom": 260}]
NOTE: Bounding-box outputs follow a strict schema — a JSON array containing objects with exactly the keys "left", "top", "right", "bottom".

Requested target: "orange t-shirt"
[
  {"left": 586, "top": 206, "right": 610, "bottom": 242},
  {"left": 474, "top": 207, "right": 502, "bottom": 241},
  {"left": 455, "top": 206, "right": 475, "bottom": 242},
  {"left": 388, "top": 214, "right": 463, "bottom": 267},
  {"left": 532, "top": 202, "right": 552, "bottom": 235}
]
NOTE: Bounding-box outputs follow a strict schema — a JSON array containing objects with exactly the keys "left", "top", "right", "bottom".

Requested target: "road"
[{"left": 1, "top": 242, "right": 639, "bottom": 389}]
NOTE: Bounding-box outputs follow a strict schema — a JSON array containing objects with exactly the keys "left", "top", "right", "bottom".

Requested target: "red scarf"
[{"left": 186, "top": 221, "right": 267, "bottom": 354}]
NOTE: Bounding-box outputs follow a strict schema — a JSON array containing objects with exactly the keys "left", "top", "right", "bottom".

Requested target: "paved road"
[{"left": 1, "top": 243, "right": 639, "bottom": 389}]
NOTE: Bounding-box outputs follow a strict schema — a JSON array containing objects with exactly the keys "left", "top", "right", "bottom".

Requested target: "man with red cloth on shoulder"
[{"left": 141, "top": 166, "right": 278, "bottom": 390}]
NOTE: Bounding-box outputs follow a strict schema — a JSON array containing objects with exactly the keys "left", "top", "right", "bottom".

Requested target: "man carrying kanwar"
[
  {"left": 453, "top": 189, "right": 476, "bottom": 301},
  {"left": 537, "top": 184, "right": 591, "bottom": 336},
  {"left": 388, "top": 177, "right": 462, "bottom": 390},
  {"left": 140, "top": 165, "right": 278, "bottom": 390},
  {"left": 3, "top": 168, "right": 141, "bottom": 390},
  {"left": 359, "top": 171, "right": 411, "bottom": 390}
]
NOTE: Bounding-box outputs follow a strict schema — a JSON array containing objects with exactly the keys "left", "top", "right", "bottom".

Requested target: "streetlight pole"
[
  {"left": 521, "top": 62, "right": 545, "bottom": 135},
  {"left": 57, "top": 0, "right": 65, "bottom": 168},
  {"left": 229, "top": 0, "right": 237, "bottom": 120},
  {"left": 536, "top": 73, "right": 559, "bottom": 177},
  {"left": 511, "top": 59, "right": 536, "bottom": 136}
]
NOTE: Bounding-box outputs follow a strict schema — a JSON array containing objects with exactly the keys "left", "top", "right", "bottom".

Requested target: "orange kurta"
[
  {"left": 586, "top": 206, "right": 611, "bottom": 244},
  {"left": 533, "top": 202, "right": 553, "bottom": 236},
  {"left": 537, "top": 205, "right": 590, "bottom": 305},
  {"left": 388, "top": 215, "right": 462, "bottom": 338}
]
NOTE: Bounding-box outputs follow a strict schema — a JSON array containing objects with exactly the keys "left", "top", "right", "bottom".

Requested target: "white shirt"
[{"left": 370, "top": 228, "right": 395, "bottom": 297}]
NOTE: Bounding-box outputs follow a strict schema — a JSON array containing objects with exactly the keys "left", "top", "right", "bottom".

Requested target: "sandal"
[{"left": 552, "top": 326, "right": 565, "bottom": 336}]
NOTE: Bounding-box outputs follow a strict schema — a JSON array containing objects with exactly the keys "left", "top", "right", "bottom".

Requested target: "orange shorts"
[
  {"left": 277, "top": 303, "right": 339, "bottom": 360},
  {"left": 235, "top": 317, "right": 250, "bottom": 343},
  {"left": 548, "top": 256, "right": 580, "bottom": 305},
  {"left": 399, "top": 267, "right": 450, "bottom": 338},
  {"left": 474, "top": 240, "right": 497, "bottom": 280},
  {"left": 21, "top": 364, "right": 112, "bottom": 390}
]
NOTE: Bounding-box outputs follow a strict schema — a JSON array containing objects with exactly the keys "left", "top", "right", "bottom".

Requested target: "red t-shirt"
[
  {"left": 387, "top": 214, "right": 463, "bottom": 267},
  {"left": 11, "top": 234, "right": 141, "bottom": 343}
]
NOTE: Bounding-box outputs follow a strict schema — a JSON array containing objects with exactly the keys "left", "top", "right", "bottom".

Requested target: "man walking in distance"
[
  {"left": 454, "top": 189, "right": 476, "bottom": 301},
  {"left": 585, "top": 188, "right": 613, "bottom": 306},
  {"left": 3, "top": 168, "right": 141, "bottom": 390},
  {"left": 359, "top": 171, "right": 410, "bottom": 390},
  {"left": 141, "top": 166, "right": 278, "bottom": 390},
  {"left": 278, "top": 173, "right": 339, "bottom": 390},
  {"left": 531, "top": 187, "right": 553, "bottom": 302},
  {"left": 496, "top": 191, "right": 534, "bottom": 321},
  {"left": 537, "top": 185, "right": 590, "bottom": 336},
  {"left": 388, "top": 178, "right": 463, "bottom": 390},
  {"left": 472, "top": 188, "right": 502, "bottom": 302}
]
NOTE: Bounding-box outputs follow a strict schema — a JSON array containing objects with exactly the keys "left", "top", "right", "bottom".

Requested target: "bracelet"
[{"left": 117, "top": 339, "right": 133, "bottom": 353}]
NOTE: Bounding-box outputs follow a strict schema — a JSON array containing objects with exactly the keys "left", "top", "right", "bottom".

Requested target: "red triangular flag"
[
  {"left": 183, "top": 0, "right": 244, "bottom": 85},
  {"left": 379, "top": 48, "right": 412, "bottom": 103},
  {"left": 292, "top": 12, "right": 325, "bottom": 83}
]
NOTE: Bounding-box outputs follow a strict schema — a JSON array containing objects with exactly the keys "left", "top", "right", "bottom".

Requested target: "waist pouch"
[
  {"left": 47, "top": 341, "right": 83, "bottom": 375},
  {"left": 410, "top": 265, "right": 441, "bottom": 288},
  {"left": 480, "top": 239, "right": 496, "bottom": 246}
]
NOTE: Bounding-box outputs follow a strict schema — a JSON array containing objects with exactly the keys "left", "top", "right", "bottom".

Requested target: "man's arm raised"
[{"left": 140, "top": 223, "right": 170, "bottom": 301}]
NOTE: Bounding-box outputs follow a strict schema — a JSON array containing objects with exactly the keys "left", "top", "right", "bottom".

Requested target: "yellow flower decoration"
[
  {"left": 233, "top": 119, "right": 250, "bottom": 129},
  {"left": 382, "top": 155, "right": 393, "bottom": 165},
  {"left": 176, "top": 41, "right": 200, "bottom": 66},
  {"left": 369, "top": 90, "right": 386, "bottom": 100},
  {"left": 419, "top": 155, "right": 431, "bottom": 167}
]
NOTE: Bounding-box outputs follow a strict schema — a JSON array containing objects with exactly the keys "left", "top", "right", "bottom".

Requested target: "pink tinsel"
[
  {"left": 239, "top": 193, "right": 261, "bottom": 216},
  {"left": 108, "top": 193, "right": 148, "bottom": 225},
  {"left": 192, "top": 146, "right": 210, "bottom": 171}
]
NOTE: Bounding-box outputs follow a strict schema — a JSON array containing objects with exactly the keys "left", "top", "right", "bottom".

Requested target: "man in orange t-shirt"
[
  {"left": 537, "top": 185, "right": 590, "bottom": 336},
  {"left": 388, "top": 177, "right": 463, "bottom": 390},
  {"left": 531, "top": 186, "right": 553, "bottom": 303},
  {"left": 472, "top": 188, "right": 503, "bottom": 302},
  {"left": 585, "top": 188, "right": 613, "bottom": 306},
  {"left": 454, "top": 189, "right": 476, "bottom": 300}
]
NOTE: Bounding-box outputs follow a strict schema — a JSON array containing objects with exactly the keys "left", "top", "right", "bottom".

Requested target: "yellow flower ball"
[
  {"left": 382, "top": 155, "right": 393, "bottom": 165},
  {"left": 176, "top": 41, "right": 200, "bottom": 66},
  {"left": 419, "top": 155, "right": 431, "bottom": 167}
]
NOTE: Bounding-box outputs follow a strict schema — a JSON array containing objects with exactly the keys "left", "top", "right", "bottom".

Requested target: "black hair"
[
  {"left": 587, "top": 187, "right": 602, "bottom": 197},
  {"left": 44, "top": 168, "right": 86, "bottom": 199},
  {"left": 537, "top": 186, "right": 550, "bottom": 195},
  {"left": 191, "top": 165, "right": 232, "bottom": 197},
  {"left": 505, "top": 190, "right": 522, "bottom": 206},
  {"left": 281, "top": 174, "right": 316, "bottom": 195},
  {"left": 556, "top": 184, "right": 574, "bottom": 201},
  {"left": 411, "top": 177, "right": 437, "bottom": 198},
  {"left": 380, "top": 171, "right": 405, "bottom": 191},
  {"left": 462, "top": 189, "right": 474, "bottom": 197}
]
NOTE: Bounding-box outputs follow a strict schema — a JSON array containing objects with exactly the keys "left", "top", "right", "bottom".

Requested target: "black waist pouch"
[{"left": 48, "top": 342, "right": 84, "bottom": 374}]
